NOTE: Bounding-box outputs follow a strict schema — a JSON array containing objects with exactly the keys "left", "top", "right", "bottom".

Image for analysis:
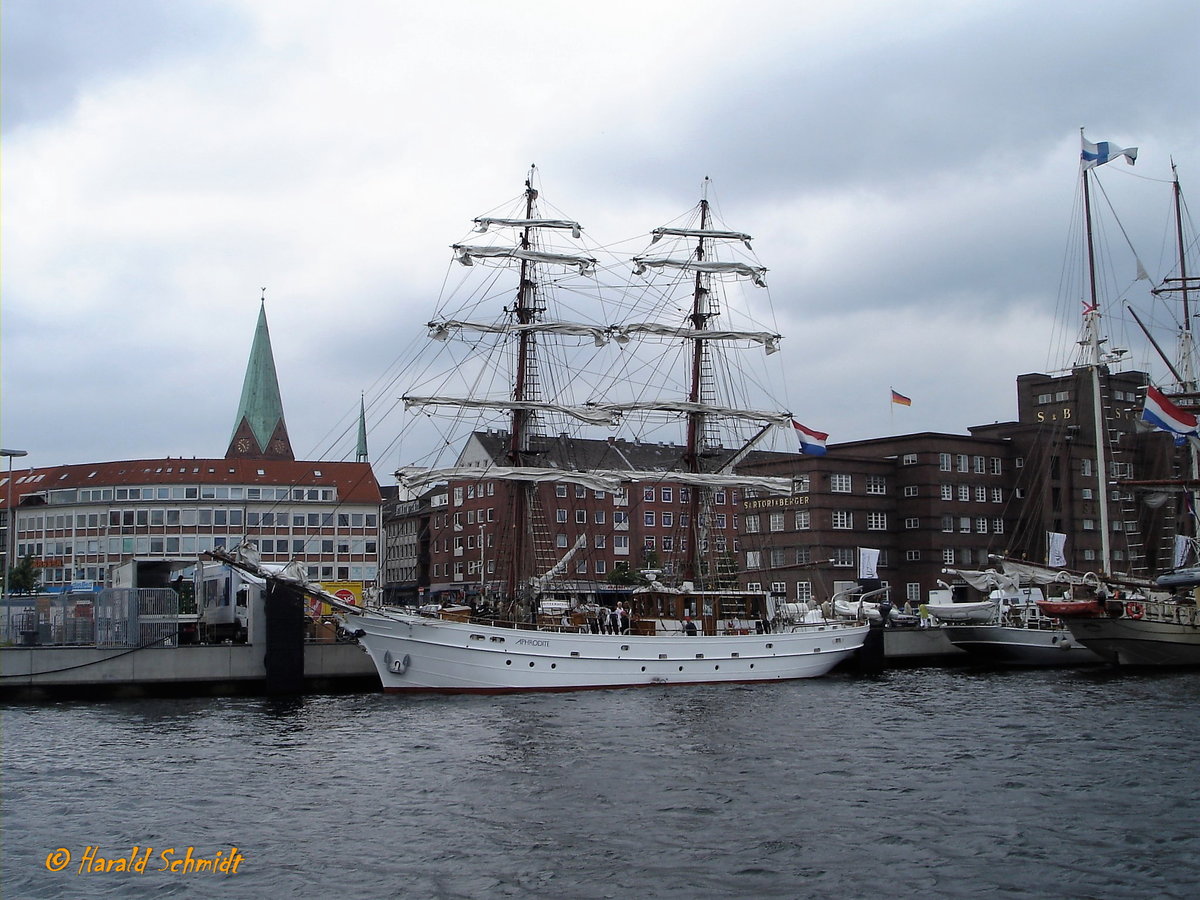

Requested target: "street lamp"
[{"left": 2, "top": 449, "right": 29, "bottom": 639}]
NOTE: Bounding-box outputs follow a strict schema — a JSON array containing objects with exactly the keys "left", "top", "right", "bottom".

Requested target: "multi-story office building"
[{"left": 2, "top": 303, "right": 382, "bottom": 595}]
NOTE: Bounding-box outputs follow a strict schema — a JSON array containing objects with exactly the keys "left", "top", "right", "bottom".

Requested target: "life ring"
[{"left": 1125, "top": 601, "right": 1144, "bottom": 620}]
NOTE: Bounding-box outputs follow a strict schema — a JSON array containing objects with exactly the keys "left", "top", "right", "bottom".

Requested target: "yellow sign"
[{"left": 311, "top": 581, "right": 364, "bottom": 616}]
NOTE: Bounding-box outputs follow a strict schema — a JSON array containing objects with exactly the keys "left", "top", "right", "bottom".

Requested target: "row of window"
[
  {"left": 37, "top": 562, "right": 379, "bottom": 587},
  {"left": 935, "top": 454, "right": 1004, "bottom": 475},
  {"left": 47, "top": 485, "right": 338, "bottom": 504},
  {"left": 17, "top": 535, "right": 377, "bottom": 558},
  {"left": 18, "top": 509, "right": 379, "bottom": 532}
]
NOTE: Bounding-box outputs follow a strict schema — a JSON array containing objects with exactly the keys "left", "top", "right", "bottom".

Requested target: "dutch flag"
[
  {"left": 1142, "top": 385, "right": 1198, "bottom": 445},
  {"left": 792, "top": 420, "right": 828, "bottom": 456}
]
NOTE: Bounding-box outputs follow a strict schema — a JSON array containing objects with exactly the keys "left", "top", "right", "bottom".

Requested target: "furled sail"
[
  {"left": 428, "top": 319, "right": 610, "bottom": 347},
  {"left": 403, "top": 396, "right": 617, "bottom": 426},
  {"left": 632, "top": 257, "right": 767, "bottom": 287},
  {"left": 400, "top": 466, "right": 623, "bottom": 493},
  {"left": 650, "top": 226, "right": 752, "bottom": 249},
  {"left": 612, "top": 322, "right": 780, "bottom": 354},
  {"left": 595, "top": 399, "right": 791, "bottom": 426},
  {"left": 452, "top": 244, "right": 597, "bottom": 274},
  {"left": 474, "top": 217, "right": 583, "bottom": 238}
]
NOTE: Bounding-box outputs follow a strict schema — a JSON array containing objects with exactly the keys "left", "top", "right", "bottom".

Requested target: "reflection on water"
[{"left": 3, "top": 668, "right": 1198, "bottom": 898}]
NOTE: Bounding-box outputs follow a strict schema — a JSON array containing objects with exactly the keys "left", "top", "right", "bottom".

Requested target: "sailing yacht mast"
[{"left": 1080, "top": 153, "right": 1114, "bottom": 572}]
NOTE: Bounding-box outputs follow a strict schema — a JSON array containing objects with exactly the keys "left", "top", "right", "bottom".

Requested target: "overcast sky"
[{"left": 2, "top": 0, "right": 1198, "bottom": 484}]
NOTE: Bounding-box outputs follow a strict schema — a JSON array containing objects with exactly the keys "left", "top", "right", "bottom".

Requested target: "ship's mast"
[
  {"left": 1080, "top": 161, "right": 1114, "bottom": 573},
  {"left": 507, "top": 173, "right": 538, "bottom": 601},
  {"left": 682, "top": 188, "right": 711, "bottom": 584}
]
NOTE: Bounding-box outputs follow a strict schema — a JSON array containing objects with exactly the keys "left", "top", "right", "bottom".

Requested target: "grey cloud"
[{"left": 1, "top": 0, "right": 250, "bottom": 133}]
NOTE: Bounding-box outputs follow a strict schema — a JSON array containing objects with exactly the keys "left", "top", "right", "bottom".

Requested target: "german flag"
[{"left": 890, "top": 389, "right": 912, "bottom": 407}]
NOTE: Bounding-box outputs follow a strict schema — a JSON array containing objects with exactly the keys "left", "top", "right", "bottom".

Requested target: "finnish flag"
[{"left": 1081, "top": 135, "right": 1138, "bottom": 169}]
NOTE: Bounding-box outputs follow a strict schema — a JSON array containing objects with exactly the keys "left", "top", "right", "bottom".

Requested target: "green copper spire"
[
  {"left": 356, "top": 393, "right": 369, "bottom": 463},
  {"left": 226, "top": 298, "right": 294, "bottom": 460}
]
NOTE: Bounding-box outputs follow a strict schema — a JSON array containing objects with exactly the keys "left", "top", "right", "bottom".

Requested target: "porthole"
[
  {"left": 528, "top": 661, "right": 535, "bottom": 667},
  {"left": 505, "top": 659, "right": 512, "bottom": 665}
]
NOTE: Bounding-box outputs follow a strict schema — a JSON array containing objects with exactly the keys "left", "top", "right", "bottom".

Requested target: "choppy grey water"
[{"left": 2, "top": 667, "right": 1198, "bottom": 899}]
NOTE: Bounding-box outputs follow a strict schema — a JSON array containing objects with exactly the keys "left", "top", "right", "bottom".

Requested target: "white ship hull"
[{"left": 346, "top": 610, "right": 868, "bottom": 693}]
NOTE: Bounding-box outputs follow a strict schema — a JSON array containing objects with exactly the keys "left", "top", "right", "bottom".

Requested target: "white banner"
[
  {"left": 858, "top": 547, "right": 880, "bottom": 580},
  {"left": 1046, "top": 532, "right": 1067, "bottom": 568}
]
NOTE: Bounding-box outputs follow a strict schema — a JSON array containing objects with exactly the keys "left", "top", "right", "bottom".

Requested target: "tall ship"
[
  {"left": 961, "top": 134, "right": 1200, "bottom": 666},
  {"left": 338, "top": 172, "right": 868, "bottom": 692}
]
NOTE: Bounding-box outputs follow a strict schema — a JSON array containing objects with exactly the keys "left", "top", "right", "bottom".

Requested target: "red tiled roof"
[{"left": 3, "top": 458, "right": 382, "bottom": 503}]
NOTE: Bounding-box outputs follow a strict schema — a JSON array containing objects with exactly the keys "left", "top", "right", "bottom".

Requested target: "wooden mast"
[
  {"left": 506, "top": 171, "right": 538, "bottom": 605},
  {"left": 683, "top": 183, "right": 711, "bottom": 585}
]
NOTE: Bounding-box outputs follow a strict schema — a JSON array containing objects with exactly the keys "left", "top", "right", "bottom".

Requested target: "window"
[
  {"left": 832, "top": 511, "right": 852, "bottom": 530},
  {"left": 941, "top": 484, "right": 953, "bottom": 501},
  {"left": 906, "top": 583, "right": 921, "bottom": 604},
  {"left": 644, "top": 511, "right": 655, "bottom": 527},
  {"left": 959, "top": 517, "right": 971, "bottom": 533},
  {"left": 576, "top": 510, "right": 587, "bottom": 524},
  {"left": 905, "top": 550, "right": 921, "bottom": 562},
  {"left": 797, "top": 581, "right": 813, "bottom": 601},
  {"left": 956, "top": 454, "right": 969, "bottom": 473},
  {"left": 715, "top": 490, "right": 727, "bottom": 505},
  {"left": 794, "top": 475, "right": 810, "bottom": 493},
  {"left": 942, "top": 516, "right": 955, "bottom": 533},
  {"left": 991, "top": 488, "right": 1003, "bottom": 503},
  {"left": 614, "top": 511, "right": 629, "bottom": 528},
  {"left": 831, "top": 474, "right": 852, "bottom": 493},
  {"left": 615, "top": 535, "right": 630, "bottom": 555},
  {"left": 1082, "top": 519, "right": 1095, "bottom": 531},
  {"left": 958, "top": 485, "right": 970, "bottom": 501},
  {"left": 575, "top": 485, "right": 586, "bottom": 498},
  {"left": 973, "top": 456, "right": 985, "bottom": 474},
  {"left": 1081, "top": 459, "right": 1094, "bottom": 477},
  {"left": 595, "top": 560, "right": 607, "bottom": 574},
  {"left": 903, "top": 485, "right": 918, "bottom": 497},
  {"left": 902, "top": 453, "right": 918, "bottom": 465},
  {"left": 643, "top": 487, "right": 655, "bottom": 502},
  {"left": 992, "top": 518, "right": 1004, "bottom": 534},
  {"left": 904, "top": 517, "right": 920, "bottom": 529},
  {"left": 556, "top": 509, "right": 567, "bottom": 523},
  {"left": 866, "top": 476, "right": 886, "bottom": 495},
  {"left": 714, "top": 513, "right": 725, "bottom": 528},
  {"left": 989, "top": 457, "right": 1002, "bottom": 475},
  {"left": 556, "top": 534, "right": 568, "bottom": 548},
  {"left": 556, "top": 485, "right": 568, "bottom": 498},
  {"left": 867, "top": 512, "right": 887, "bottom": 530},
  {"left": 745, "top": 550, "right": 762, "bottom": 569},
  {"left": 662, "top": 512, "right": 674, "bottom": 527},
  {"left": 975, "top": 486, "right": 987, "bottom": 502},
  {"left": 976, "top": 517, "right": 988, "bottom": 534},
  {"left": 832, "top": 548, "right": 855, "bottom": 567},
  {"left": 769, "top": 513, "right": 785, "bottom": 532},
  {"left": 942, "top": 548, "right": 956, "bottom": 565},
  {"left": 794, "top": 510, "right": 810, "bottom": 530},
  {"left": 1081, "top": 488, "right": 1093, "bottom": 500},
  {"left": 745, "top": 514, "right": 761, "bottom": 534},
  {"left": 939, "top": 453, "right": 952, "bottom": 472},
  {"left": 770, "top": 548, "right": 787, "bottom": 567},
  {"left": 770, "top": 581, "right": 786, "bottom": 596},
  {"left": 594, "top": 510, "right": 606, "bottom": 524},
  {"left": 795, "top": 547, "right": 811, "bottom": 565}
]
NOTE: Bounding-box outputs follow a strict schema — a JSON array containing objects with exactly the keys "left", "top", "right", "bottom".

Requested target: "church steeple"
[
  {"left": 355, "top": 393, "right": 369, "bottom": 463},
  {"left": 226, "top": 295, "right": 295, "bottom": 460}
]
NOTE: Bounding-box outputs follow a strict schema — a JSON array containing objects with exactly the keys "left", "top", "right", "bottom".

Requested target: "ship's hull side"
[
  {"left": 943, "top": 625, "right": 1103, "bottom": 666},
  {"left": 346, "top": 612, "right": 868, "bottom": 693}
]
